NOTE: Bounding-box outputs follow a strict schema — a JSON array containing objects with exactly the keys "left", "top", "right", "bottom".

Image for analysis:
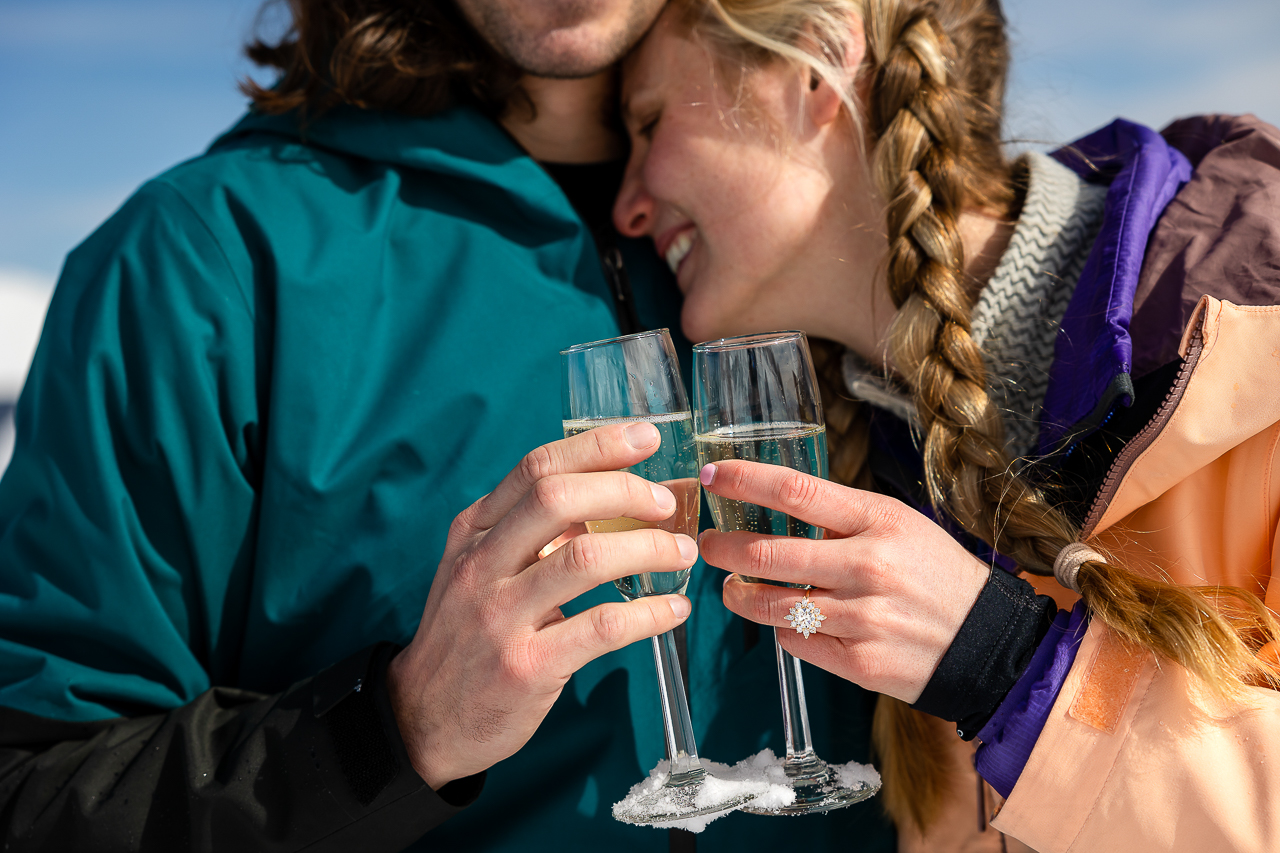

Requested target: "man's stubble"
[{"left": 454, "top": 0, "right": 667, "bottom": 78}]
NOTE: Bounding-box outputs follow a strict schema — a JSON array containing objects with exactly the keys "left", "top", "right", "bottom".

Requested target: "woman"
[{"left": 613, "top": 1, "right": 1280, "bottom": 850}]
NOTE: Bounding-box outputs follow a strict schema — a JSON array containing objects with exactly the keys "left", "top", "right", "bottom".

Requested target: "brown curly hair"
[{"left": 240, "top": 0, "right": 526, "bottom": 119}]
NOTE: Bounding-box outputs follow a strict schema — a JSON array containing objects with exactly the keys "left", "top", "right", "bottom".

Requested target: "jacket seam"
[
  {"left": 985, "top": 580, "right": 1038, "bottom": 690},
  {"left": 148, "top": 178, "right": 256, "bottom": 322},
  {"left": 1105, "top": 149, "right": 1140, "bottom": 314}
]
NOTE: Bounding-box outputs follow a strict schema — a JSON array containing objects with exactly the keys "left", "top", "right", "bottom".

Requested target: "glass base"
[
  {"left": 739, "top": 756, "right": 880, "bottom": 816},
  {"left": 613, "top": 778, "right": 760, "bottom": 826}
]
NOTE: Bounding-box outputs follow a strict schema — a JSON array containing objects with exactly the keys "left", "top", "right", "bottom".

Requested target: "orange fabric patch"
[{"left": 1068, "top": 630, "right": 1147, "bottom": 733}]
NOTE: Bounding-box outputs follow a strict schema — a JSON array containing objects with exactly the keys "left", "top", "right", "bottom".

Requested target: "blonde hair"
[{"left": 678, "top": 0, "right": 1280, "bottom": 834}]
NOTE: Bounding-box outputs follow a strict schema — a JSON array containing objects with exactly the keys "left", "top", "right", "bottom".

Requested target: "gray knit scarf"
[{"left": 843, "top": 151, "right": 1108, "bottom": 460}]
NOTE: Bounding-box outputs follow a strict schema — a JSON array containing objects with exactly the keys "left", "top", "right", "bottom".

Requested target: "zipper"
[
  {"left": 1065, "top": 408, "right": 1118, "bottom": 458},
  {"left": 1081, "top": 317, "right": 1207, "bottom": 536},
  {"left": 602, "top": 246, "right": 642, "bottom": 336}
]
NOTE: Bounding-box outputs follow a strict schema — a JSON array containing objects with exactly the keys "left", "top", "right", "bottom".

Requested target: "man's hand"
[{"left": 386, "top": 422, "right": 696, "bottom": 790}]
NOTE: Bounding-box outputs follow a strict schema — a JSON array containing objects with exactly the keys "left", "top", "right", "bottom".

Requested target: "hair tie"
[{"left": 1054, "top": 542, "right": 1104, "bottom": 593}]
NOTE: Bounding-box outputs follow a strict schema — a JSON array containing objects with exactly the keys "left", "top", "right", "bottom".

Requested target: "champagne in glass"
[
  {"left": 563, "top": 412, "right": 700, "bottom": 599},
  {"left": 693, "top": 330, "right": 879, "bottom": 815},
  {"left": 698, "top": 422, "right": 828, "bottom": 549},
  {"left": 561, "top": 329, "right": 756, "bottom": 825}
]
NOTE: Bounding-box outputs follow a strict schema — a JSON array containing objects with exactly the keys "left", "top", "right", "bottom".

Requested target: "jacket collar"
[{"left": 1040, "top": 119, "right": 1192, "bottom": 455}]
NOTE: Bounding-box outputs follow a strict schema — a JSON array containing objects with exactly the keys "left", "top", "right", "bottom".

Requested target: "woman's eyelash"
[{"left": 638, "top": 114, "right": 661, "bottom": 138}]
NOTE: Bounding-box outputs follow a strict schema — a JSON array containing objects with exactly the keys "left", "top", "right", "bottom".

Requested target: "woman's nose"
[{"left": 613, "top": 162, "right": 655, "bottom": 238}]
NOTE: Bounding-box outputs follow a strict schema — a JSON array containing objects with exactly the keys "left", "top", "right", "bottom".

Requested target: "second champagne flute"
[
  {"left": 561, "top": 329, "right": 757, "bottom": 825},
  {"left": 693, "top": 330, "right": 879, "bottom": 815}
]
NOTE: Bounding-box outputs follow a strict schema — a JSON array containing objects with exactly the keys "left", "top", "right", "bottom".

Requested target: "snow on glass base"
[{"left": 612, "top": 749, "right": 880, "bottom": 833}]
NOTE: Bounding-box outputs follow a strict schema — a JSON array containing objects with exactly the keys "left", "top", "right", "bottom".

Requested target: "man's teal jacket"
[{"left": 0, "top": 105, "right": 889, "bottom": 851}]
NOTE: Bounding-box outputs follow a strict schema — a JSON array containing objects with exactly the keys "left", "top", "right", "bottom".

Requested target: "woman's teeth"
[{"left": 664, "top": 230, "right": 694, "bottom": 274}]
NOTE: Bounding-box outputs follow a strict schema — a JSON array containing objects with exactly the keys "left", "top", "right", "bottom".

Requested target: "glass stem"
[
  {"left": 652, "top": 629, "right": 705, "bottom": 786},
  {"left": 773, "top": 628, "right": 824, "bottom": 776}
]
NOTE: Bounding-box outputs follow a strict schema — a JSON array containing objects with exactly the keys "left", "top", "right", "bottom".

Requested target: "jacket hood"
[
  {"left": 211, "top": 106, "right": 582, "bottom": 235},
  {"left": 1042, "top": 119, "right": 1192, "bottom": 455},
  {"left": 1042, "top": 114, "right": 1280, "bottom": 457}
]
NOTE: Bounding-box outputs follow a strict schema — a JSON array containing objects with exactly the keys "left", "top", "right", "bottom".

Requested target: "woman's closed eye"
[{"left": 632, "top": 111, "right": 661, "bottom": 141}]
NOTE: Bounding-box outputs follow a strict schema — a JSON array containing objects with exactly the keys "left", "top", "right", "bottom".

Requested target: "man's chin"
[
  {"left": 505, "top": 30, "right": 629, "bottom": 78},
  {"left": 456, "top": 0, "right": 666, "bottom": 78}
]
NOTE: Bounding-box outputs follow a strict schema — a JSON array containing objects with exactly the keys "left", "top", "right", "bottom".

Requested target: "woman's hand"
[{"left": 702, "top": 459, "right": 988, "bottom": 704}]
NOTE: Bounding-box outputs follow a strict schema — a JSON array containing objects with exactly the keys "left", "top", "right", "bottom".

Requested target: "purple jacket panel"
[
  {"left": 1040, "top": 120, "right": 1192, "bottom": 455},
  {"left": 975, "top": 602, "right": 1089, "bottom": 797}
]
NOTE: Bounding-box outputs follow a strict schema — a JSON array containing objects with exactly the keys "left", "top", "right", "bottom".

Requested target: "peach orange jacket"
[
  {"left": 902, "top": 115, "right": 1280, "bottom": 853},
  {"left": 905, "top": 294, "right": 1280, "bottom": 853},
  {"left": 996, "top": 293, "right": 1280, "bottom": 852}
]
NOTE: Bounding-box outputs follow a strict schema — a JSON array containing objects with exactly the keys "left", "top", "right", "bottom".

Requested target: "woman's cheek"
[{"left": 645, "top": 141, "right": 700, "bottom": 201}]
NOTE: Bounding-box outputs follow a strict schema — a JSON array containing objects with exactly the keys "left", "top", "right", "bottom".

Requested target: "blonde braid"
[
  {"left": 864, "top": 2, "right": 1061, "bottom": 569},
  {"left": 861, "top": 2, "right": 1017, "bottom": 831}
]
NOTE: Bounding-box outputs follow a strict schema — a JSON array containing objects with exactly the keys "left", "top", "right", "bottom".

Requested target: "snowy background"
[{"left": 2, "top": 0, "right": 1279, "bottom": 469}]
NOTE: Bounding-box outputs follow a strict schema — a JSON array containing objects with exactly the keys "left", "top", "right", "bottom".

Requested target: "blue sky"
[{"left": 2, "top": 0, "right": 1278, "bottom": 288}]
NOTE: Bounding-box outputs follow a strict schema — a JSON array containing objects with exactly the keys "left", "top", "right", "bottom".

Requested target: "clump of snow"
[
  {"left": 703, "top": 750, "right": 795, "bottom": 813},
  {"left": 612, "top": 749, "right": 880, "bottom": 832},
  {"left": 833, "top": 757, "right": 882, "bottom": 791},
  {"left": 611, "top": 758, "right": 776, "bottom": 832}
]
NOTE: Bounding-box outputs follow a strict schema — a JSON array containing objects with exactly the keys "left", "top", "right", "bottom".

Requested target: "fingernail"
[
  {"left": 697, "top": 529, "right": 709, "bottom": 546},
  {"left": 651, "top": 483, "right": 676, "bottom": 511},
  {"left": 626, "top": 422, "right": 659, "bottom": 448},
  {"left": 669, "top": 596, "right": 691, "bottom": 618},
  {"left": 676, "top": 534, "right": 697, "bottom": 562},
  {"left": 722, "top": 572, "right": 734, "bottom": 589},
  {"left": 699, "top": 463, "right": 716, "bottom": 486}
]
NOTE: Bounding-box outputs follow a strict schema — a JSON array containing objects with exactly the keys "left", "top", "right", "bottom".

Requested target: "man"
[{"left": 0, "top": 1, "right": 890, "bottom": 850}]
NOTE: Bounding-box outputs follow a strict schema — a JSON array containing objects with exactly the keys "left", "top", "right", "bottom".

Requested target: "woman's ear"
[
  {"left": 805, "top": 68, "right": 844, "bottom": 129},
  {"left": 803, "top": 13, "right": 867, "bottom": 130}
]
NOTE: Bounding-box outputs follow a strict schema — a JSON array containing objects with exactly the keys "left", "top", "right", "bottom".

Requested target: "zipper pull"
[
  {"left": 604, "top": 248, "right": 626, "bottom": 300},
  {"left": 602, "top": 246, "right": 641, "bottom": 335}
]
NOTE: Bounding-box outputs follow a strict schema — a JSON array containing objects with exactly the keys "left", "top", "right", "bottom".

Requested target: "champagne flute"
[
  {"left": 692, "top": 330, "right": 879, "bottom": 815},
  {"left": 561, "top": 329, "right": 756, "bottom": 825}
]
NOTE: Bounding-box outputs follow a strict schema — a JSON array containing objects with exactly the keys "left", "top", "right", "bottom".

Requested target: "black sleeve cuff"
[
  {"left": 301, "top": 642, "right": 486, "bottom": 851},
  {"left": 364, "top": 645, "right": 484, "bottom": 808},
  {"left": 911, "top": 567, "right": 1057, "bottom": 740}
]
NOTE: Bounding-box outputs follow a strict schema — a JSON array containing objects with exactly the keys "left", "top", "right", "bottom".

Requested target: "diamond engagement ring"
[{"left": 785, "top": 589, "right": 826, "bottom": 638}]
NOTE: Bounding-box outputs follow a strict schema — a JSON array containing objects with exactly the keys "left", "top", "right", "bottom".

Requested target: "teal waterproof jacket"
[{"left": 0, "top": 105, "right": 890, "bottom": 851}]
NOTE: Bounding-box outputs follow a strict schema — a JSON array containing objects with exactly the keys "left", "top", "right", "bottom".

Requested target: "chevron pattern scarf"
[
  {"left": 970, "top": 151, "right": 1107, "bottom": 459},
  {"left": 842, "top": 151, "right": 1107, "bottom": 460}
]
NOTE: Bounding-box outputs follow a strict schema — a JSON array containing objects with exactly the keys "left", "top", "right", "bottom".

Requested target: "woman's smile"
[{"left": 661, "top": 227, "right": 695, "bottom": 276}]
